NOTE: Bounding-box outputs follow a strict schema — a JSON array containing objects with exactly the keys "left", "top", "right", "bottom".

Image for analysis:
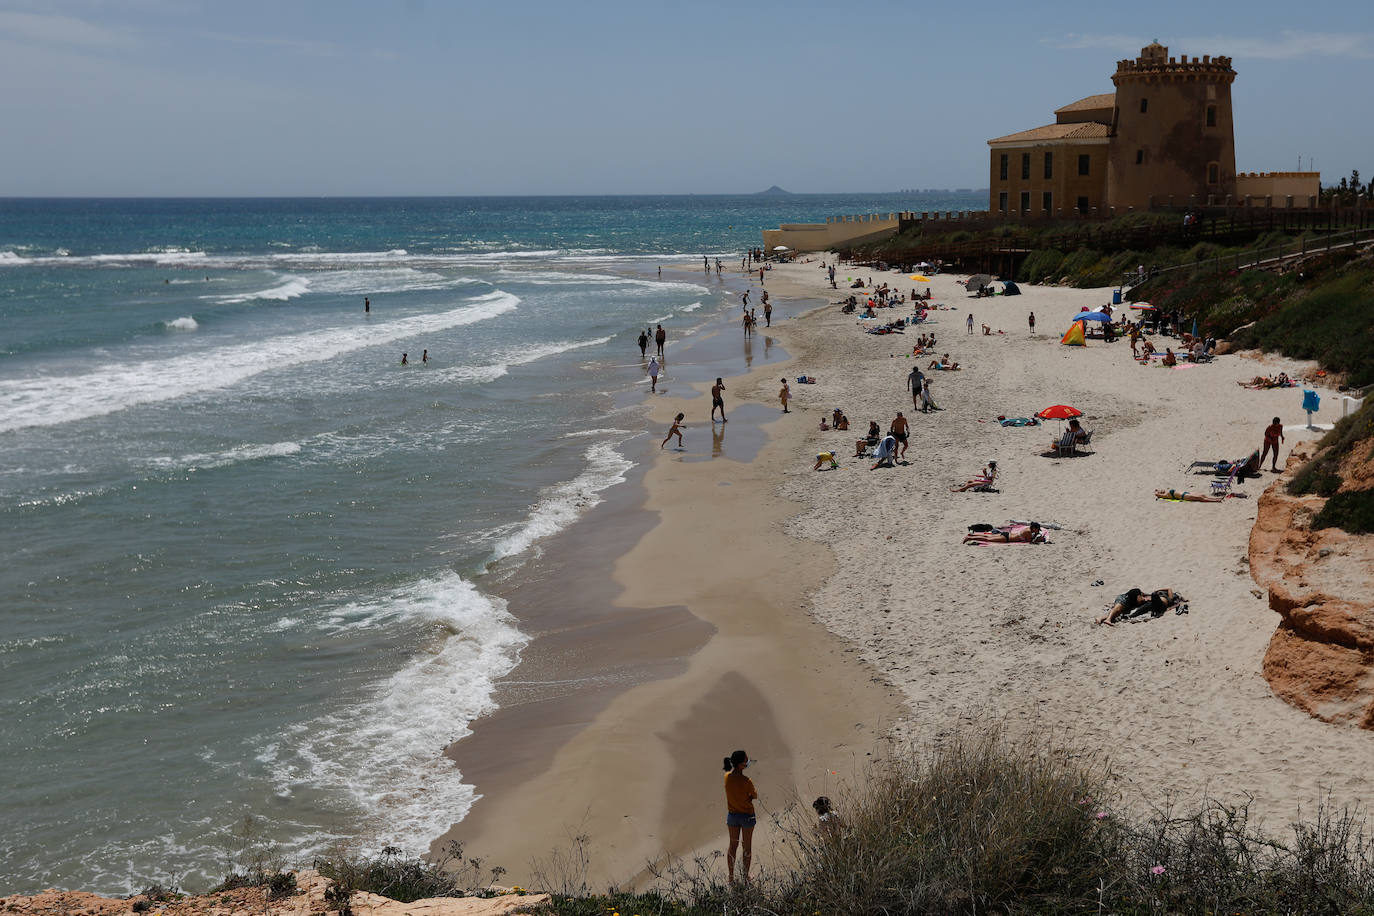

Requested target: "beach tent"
[
  {"left": 1075, "top": 311, "right": 1112, "bottom": 322},
  {"left": 1061, "top": 320, "right": 1086, "bottom": 347},
  {"left": 1002, "top": 281, "right": 1021, "bottom": 296}
]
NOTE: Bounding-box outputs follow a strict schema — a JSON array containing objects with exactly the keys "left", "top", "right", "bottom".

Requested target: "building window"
[
  {"left": 1077, "top": 196, "right": 1089, "bottom": 214},
  {"left": 1078, "top": 154, "right": 1090, "bottom": 176},
  {"left": 1042, "top": 191, "right": 1053, "bottom": 213},
  {"left": 1019, "top": 191, "right": 1030, "bottom": 212},
  {"left": 1136, "top": 149, "right": 1145, "bottom": 165},
  {"left": 1021, "top": 153, "right": 1031, "bottom": 180},
  {"left": 998, "top": 191, "right": 1008, "bottom": 212},
  {"left": 1207, "top": 162, "right": 1220, "bottom": 185},
  {"left": 1206, "top": 105, "right": 1217, "bottom": 127},
  {"left": 999, "top": 154, "right": 1008, "bottom": 181},
  {"left": 1140, "top": 98, "right": 1148, "bottom": 114},
  {"left": 1043, "top": 152, "right": 1053, "bottom": 179}
]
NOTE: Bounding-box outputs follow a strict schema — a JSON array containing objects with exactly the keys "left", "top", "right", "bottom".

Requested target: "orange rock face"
[
  {"left": 1251, "top": 446, "right": 1374, "bottom": 730},
  {"left": 0, "top": 871, "right": 550, "bottom": 916}
]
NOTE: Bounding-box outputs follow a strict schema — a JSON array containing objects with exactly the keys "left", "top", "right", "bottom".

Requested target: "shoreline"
[{"left": 439, "top": 267, "right": 905, "bottom": 887}]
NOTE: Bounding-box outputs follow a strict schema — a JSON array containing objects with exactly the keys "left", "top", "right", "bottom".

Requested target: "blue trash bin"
[{"left": 1112, "top": 288, "right": 1122, "bottom": 305}]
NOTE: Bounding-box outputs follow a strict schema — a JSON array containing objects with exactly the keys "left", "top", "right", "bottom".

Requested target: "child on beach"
[
  {"left": 661, "top": 413, "right": 685, "bottom": 449},
  {"left": 779, "top": 379, "right": 791, "bottom": 413},
  {"left": 723, "top": 750, "right": 757, "bottom": 884},
  {"left": 813, "top": 451, "right": 839, "bottom": 470}
]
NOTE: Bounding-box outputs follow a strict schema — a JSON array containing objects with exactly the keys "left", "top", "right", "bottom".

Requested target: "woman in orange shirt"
[{"left": 723, "top": 749, "right": 757, "bottom": 883}]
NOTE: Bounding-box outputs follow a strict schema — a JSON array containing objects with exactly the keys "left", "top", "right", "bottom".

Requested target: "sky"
[{"left": 0, "top": 0, "right": 1370, "bottom": 196}]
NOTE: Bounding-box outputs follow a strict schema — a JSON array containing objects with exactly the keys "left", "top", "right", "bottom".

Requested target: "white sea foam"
[
  {"left": 0, "top": 290, "right": 520, "bottom": 433},
  {"left": 431, "top": 335, "right": 613, "bottom": 387},
  {"left": 146, "top": 440, "right": 302, "bottom": 472},
  {"left": 559, "top": 427, "right": 635, "bottom": 439},
  {"left": 264, "top": 571, "right": 527, "bottom": 855},
  {"left": 163, "top": 316, "right": 199, "bottom": 331},
  {"left": 490, "top": 441, "right": 634, "bottom": 563},
  {"left": 213, "top": 275, "right": 311, "bottom": 304},
  {"left": 680, "top": 301, "right": 703, "bottom": 312}
]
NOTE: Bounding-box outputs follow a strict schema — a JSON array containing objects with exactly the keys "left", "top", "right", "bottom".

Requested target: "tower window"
[
  {"left": 1206, "top": 105, "right": 1217, "bottom": 127},
  {"left": 1207, "top": 162, "right": 1220, "bottom": 185},
  {"left": 1077, "top": 196, "right": 1090, "bottom": 214},
  {"left": 1019, "top": 191, "right": 1030, "bottom": 212},
  {"left": 998, "top": 191, "right": 1008, "bottom": 212},
  {"left": 1021, "top": 153, "right": 1031, "bottom": 180},
  {"left": 1136, "top": 149, "right": 1145, "bottom": 165},
  {"left": 1044, "top": 152, "right": 1053, "bottom": 179},
  {"left": 999, "top": 154, "right": 1008, "bottom": 181},
  {"left": 1140, "top": 98, "right": 1148, "bottom": 114},
  {"left": 1078, "top": 154, "right": 1091, "bottom": 176},
  {"left": 1042, "top": 191, "right": 1053, "bottom": 212}
]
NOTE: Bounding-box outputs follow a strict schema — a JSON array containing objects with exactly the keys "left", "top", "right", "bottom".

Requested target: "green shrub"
[
  {"left": 1058, "top": 247, "right": 1101, "bottom": 278},
  {"left": 1312, "top": 489, "right": 1374, "bottom": 533},
  {"left": 1234, "top": 271, "right": 1374, "bottom": 386},
  {"left": 1018, "top": 248, "right": 1065, "bottom": 282},
  {"left": 316, "top": 842, "right": 503, "bottom": 904}
]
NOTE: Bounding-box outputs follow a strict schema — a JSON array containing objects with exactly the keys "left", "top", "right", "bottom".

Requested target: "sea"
[{"left": 0, "top": 192, "right": 982, "bottom": 895}]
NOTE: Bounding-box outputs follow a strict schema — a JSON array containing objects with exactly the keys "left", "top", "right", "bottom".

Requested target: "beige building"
[{"left": 987, "top": 43, "right": 1307, "bottom": 214}]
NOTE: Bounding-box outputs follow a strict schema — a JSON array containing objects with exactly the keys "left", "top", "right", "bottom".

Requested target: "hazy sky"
[{"left": 1, "top": 0, "right": 1370, "bottom": 196}]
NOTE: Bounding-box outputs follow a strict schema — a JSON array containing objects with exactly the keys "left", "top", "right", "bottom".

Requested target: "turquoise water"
[{"left": 0, "top": 193, "right": 982, "bottom": 894}]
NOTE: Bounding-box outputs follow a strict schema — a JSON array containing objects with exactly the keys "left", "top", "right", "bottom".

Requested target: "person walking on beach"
[
  {"left": 661, "top": 412, "right": 685, "bottom": 449},
  {"left": 741, "top": 289, "right": 750, "bottom": 310},
  {"left": 890, "top": 411, "right": 910, "bottom": 459},
  {"left": 1028, "top": 311, "right": 1036, "bottom": 336},
  {"left": 364, "top": 297, "right": 370, "bottom": 314},
  {"left": 907, "top": 365, "right": 925, "bottom": 411},
  {"left": 967, "top": 313, "right": 975, "bottom": 335},
  {"left": 779, "top": 378, "right": 791, "bottom": 413},
  {"left": 648, "top": 357, "right": 660, "bottom": 392},
  {"left": 764, "top": 300, "right": 772, "bottom": 327},
  {"left": 711, "top": 378, "right": 727, "bottom": 422},
  {"left": 1261, "top": 416, "right": 1285, "bottom": 472},
  {"left": 742, "top": 310, "right": 752, "bottom": 337},
  {"left": 638, "top": 329, "right": 649, "bottom": 358},
  {"left": 655, "top": 324, "right": 666, "bottom": 357},
  {"left": 723, "top": 750, "right": 757, "bottom": 884}
]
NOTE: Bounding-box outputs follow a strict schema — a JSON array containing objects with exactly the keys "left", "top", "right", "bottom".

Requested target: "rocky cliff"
[{"left": 1251, "top": 444, "right": 1374, "bottom": 730}]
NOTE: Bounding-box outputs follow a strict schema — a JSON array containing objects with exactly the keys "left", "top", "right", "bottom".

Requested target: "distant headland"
[{"left": 754, "top": 186, "right": 794, "bottom": 196}]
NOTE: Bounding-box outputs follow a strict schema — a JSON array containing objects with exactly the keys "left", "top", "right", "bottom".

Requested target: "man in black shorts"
[
  {"left": 890, "top": 411, "right": 909, "bottom": 458},
  {"left": 711, "top": 377, "right": 727, "bottom": 422}
]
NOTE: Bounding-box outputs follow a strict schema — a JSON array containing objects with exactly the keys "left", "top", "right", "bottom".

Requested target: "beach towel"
[{"left": 999, "top": 417, "right": 1039, "bottom": 426}]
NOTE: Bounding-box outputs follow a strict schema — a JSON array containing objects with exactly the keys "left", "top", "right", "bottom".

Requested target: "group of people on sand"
[{"left": 1240, "top": 372, "right": 1294, "bottom": 389}]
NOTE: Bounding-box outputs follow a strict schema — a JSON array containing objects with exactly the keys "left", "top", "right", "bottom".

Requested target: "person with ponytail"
[{"left": 723, "top": 749, "right": 756, "bottom": 883}]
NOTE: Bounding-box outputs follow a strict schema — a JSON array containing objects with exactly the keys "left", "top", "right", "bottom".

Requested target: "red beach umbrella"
[{"left": 1036, "top": 404, "right": 1083, "bottom": 437}]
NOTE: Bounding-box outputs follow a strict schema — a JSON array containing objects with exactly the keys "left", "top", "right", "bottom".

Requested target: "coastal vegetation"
[
  {"left": 1289, "top": 398, "right": 1374, "bottom": 534},
  {"left": 121, "top": 732, "right": 1370, "bottom": 915}
]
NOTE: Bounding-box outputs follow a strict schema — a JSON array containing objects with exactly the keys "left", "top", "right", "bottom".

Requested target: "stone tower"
[{"left": 1106, "top": 43, "right": 1236, "bottom": 210}]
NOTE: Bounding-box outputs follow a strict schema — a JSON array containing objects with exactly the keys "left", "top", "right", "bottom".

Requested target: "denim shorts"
[{"left": 726, "top": 811, "right": 757, "bottom": 828}]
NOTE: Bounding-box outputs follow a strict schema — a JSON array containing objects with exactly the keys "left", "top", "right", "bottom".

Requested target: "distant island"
[{"left": 755, "top": 186, "right": 794, "bottom": 196}]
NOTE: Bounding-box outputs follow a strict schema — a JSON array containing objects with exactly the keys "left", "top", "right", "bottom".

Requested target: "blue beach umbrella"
[{"left": 1075, "top": 311, "right": 1113, "bottom": 322}]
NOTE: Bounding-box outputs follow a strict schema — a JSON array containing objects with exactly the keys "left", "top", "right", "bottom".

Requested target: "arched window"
[{"left": 1207, "top": 162, "right": 1220, "bottom": 185}]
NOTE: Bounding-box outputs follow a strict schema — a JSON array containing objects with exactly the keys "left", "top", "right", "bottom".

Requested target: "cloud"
[
  {"left": 0, "top": 9, "right": 136, "bottom": 48},
  {"left": 1047, "top": 30, "right": 1373, "bottom": 61}
]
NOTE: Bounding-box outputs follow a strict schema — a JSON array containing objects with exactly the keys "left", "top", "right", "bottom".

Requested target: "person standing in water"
[
  {"left": 400, "top": 352, "right": 408, "bottom": 366},
  {"left": 648, "top": 357, "right": 660, "bottom": 392},
  {"left": 723, "top": 750, "right": 756, "bottom": 884},
  {"left": 421, "top": 349, "right": 429, "bottom": 364},
  {"left": 655, "top": 324, "right": 666, "bottom": 358},
  {"left": 711, "top": 377, "right": 727, "bottom": 422},
  {"left": 364, "top": 297, "right": 370, "bottom": 314},
  {"left": 637, "top": 329, "right": 649, "bottom": 358},
  {"left": 779, "top": 378, "right": 791, "bottom": 413}
]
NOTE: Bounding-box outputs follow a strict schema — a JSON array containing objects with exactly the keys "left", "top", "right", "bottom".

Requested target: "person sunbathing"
[
  {"left": 963, "top": 521, "right": 1044, "bottom": 544},
  {"left": 952, "top": 461, "right": 998, "bottom": 491},
  {"left": 928, "top": 354, "right": 961, "bottom": 370},
  {"left": 1155, "top": 488, "right": 1227, "bottom": 502},
  {"left": 1097, "top": 587, "right": 1181, "bottom": 625}
]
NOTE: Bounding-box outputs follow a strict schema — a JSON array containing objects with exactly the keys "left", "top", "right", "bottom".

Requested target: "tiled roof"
[
  {"left": 987, "top": 122, "right": 1112, "bottom": 144},
  {"left": 1054, "top": 92, "right": 1116, "bottom": 114}
]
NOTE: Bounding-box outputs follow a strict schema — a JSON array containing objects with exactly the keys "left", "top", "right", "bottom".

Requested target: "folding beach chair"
[{"left": 1210, "top": 464, "right": 1239, "bottom": 497}]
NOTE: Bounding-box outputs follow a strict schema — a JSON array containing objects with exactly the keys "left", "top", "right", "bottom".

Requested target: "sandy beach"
[{"left": 446, "top": 258, "right": 1374, "bottom": 889}]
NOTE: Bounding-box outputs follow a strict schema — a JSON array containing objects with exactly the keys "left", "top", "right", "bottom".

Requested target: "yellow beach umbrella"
[{"left": 909, "top": 274, "right": 931, "bottom": 282}]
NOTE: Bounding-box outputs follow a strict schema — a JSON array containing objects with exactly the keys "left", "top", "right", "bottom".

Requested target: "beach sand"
[{"left": 445, "top": 258, "right": 1373, "bottom": 889}]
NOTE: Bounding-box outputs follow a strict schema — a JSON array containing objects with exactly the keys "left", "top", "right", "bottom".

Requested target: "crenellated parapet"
[{"left": 1113, "top": 45, "right": 1235, "bottom": 85}]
